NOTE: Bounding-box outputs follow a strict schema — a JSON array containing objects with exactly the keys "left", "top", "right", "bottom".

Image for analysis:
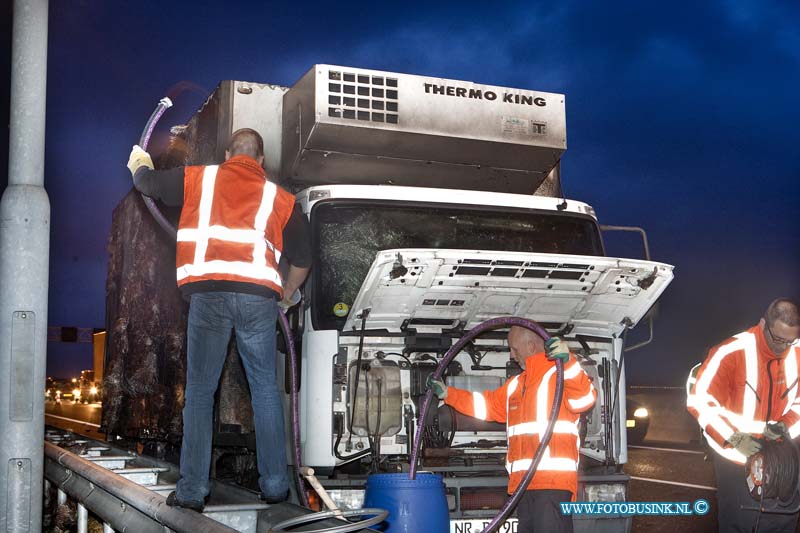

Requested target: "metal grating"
[
  {"left": 327, "top": 69, "right": 399, "bottom": 124},
  {"left": 459, "top": 488, "right": 508, "bottom": 511}
]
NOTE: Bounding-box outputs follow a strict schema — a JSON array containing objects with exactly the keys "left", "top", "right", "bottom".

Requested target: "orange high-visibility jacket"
[
  {"left": 687, "top": 324, "right": 800, "bottom": 464},
  {"left": 175, "top": 155, "right": 296, "bottom": 297},
  {"left": 445, "top": 352, "right": 596, "bottom": 496}
]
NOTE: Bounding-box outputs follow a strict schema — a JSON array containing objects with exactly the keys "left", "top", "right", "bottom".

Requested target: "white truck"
[{"left": 123, "top": 65, "right": 674, "bottom": 531}]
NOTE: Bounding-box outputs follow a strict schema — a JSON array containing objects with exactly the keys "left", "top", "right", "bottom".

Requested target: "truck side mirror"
[
  {"left": 624, "top": 303, "right": 660, "bottom": 352},
  {"left": 599, "top": 225, "right": 650, "bottom": 261}
]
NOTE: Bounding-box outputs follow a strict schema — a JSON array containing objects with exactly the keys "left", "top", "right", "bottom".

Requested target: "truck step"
[
  {"left": 110, "top": 466, "right": 170, "bottom": 485},
  {"left": 203, "top": 503, "right": 270, "bottom": 533}
]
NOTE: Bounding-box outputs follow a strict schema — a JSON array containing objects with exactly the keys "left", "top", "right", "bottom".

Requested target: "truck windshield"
[{"left": 311, "top": 200, "right": 603, "bottom": 330}]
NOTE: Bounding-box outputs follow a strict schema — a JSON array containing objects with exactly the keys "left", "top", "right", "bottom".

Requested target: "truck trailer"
[{"left": 104, "top": 65, "right": 674, "bottom": 531}]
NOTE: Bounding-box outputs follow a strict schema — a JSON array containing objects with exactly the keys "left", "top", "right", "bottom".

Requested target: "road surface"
[{"left": 45, "top": 399, "right": 105, "bottom": 440}]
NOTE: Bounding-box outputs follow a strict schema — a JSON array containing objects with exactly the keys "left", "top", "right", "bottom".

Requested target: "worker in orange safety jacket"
[
  {"left": 429, "top": 326, "right": 596, "bottom": 532},
  {"left": 127, "top": 128, "right": 311, "bottom": 511},
  {"left": 687, "top": 298, "right": 800, "bottom": 532}
]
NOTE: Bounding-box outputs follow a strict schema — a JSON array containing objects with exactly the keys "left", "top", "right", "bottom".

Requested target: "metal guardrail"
[
  {"left": 44, "top": 440, "right": 237, "bottom": 533},
  {"left": 43, "top": 429, "right": 377, "bottom": 532}
]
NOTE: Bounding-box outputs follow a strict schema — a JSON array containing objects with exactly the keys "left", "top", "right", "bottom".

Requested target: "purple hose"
[
  {"left": 277, "top": 310, "right": 310, "bottom": 508},
  {"left": 408, "top": 316, "right": 565, "bottom": 533},
  {"left": 138, "top": 97, "right": 177, "bottom": 239}
]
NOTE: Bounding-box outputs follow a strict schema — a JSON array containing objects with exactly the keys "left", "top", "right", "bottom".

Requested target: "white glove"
[
  {"left": 127, "top": 145, "right": 153, "bottom": 176},
  {"left": 278, "top": 289, "right": 301, "bottom": 311},
  {"left": 728, "top": 432, "right": 762, "bottom": 457}
]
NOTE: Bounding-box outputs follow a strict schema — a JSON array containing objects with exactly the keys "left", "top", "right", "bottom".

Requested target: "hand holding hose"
[
  {"left": 545, "top": 337, "right": 570, "bottom": 362},
  {"left": 127, "top": 145, "right": 153, "bottom": 176},
  {"left": 764, "top": 422, "right": 788, "bottom": 441},
  {"left": 132, "top": 97, "right": 177, "bottom": 238},
  {"left": 278, "top": 289, "right": 301, "bottom": 311},
  {"left": 427, "top": 375, "right": 448, "bottom": 399},
  {"left": 729, "top": 432, "right": 762, "bottom": 457}
]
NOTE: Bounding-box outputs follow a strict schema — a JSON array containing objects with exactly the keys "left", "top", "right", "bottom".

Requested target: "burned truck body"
[{"left": 104, "top": 65, "right": 673, "bottom": 529}]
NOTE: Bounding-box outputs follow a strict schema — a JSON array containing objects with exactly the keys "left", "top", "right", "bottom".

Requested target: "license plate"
[
  {"left": 450, "top": 518, "right": 518, "bottom": 532},
  {"left": 626, "top": 419, "right": 636, "bottom": 427}
]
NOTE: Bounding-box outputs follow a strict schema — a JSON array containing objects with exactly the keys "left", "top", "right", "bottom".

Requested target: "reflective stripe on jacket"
[
  {"left": 687, "top": 324, "right": 800, "bottom": 464},
  {"left": 445, "top": 352, "right": 596, "bottom": 496},
  {"left": 175, "top": 155, "right": 295, "bottom": 296}
]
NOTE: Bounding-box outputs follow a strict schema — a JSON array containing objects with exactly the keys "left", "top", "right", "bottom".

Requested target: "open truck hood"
[{"left": 342, "top": 249, "right": 673, "bottom": 337}]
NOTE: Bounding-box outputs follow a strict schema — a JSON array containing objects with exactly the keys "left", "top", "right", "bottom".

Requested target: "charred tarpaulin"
[
  {"left": 104, "top": 115, "right": 263, "bottom": 448},
  {"left": 104, "top": 190, "right": 258, "bottom": 444},
  {"left": 103, "top": 190, "right": 186, "bottom": 440}
]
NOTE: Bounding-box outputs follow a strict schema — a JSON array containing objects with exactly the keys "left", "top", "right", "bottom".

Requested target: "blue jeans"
[{"left": 176, "top": 291, "right": 289, "bottom": 502}]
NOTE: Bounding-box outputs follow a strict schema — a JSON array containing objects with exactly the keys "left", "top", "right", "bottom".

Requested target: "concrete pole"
[{"left": 0, "top": 0, "right": 50, "bottom": 530}]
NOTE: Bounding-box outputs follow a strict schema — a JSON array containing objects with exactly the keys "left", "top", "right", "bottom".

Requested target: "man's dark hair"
[
  {"left": 765, "top": 298, "right": 800, "bottom": 327},
  {"left": 227, "top": 128, "right": 264, "bottom": 159}
]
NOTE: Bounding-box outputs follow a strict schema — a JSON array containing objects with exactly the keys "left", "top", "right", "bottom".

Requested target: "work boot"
[
  {"left": 166, "top": 491, "right": 205, "bottom": 512},
  {"left": 259, "top": 490, "right": 289, "bottom": 504}
]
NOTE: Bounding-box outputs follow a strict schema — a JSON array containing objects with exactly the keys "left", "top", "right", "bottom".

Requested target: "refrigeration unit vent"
[{"left": 327, "top": 69, "right": 399, "bottom": 124}]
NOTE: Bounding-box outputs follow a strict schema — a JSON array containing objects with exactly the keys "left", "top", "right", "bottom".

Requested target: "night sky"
[{"left": 2, "top": 1, "right": 798, "bottom": 384}]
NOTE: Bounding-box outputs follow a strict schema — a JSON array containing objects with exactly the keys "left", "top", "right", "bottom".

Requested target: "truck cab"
[
  {"left": 255, "top": 66, "right": 670, "bottom": 530},
  {"left": 289, "top": 183, "right": 671, "bottom": 531}
]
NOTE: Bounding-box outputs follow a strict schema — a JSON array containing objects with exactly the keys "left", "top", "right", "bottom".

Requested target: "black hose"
[
  {"left": 364, "top": 368, "right": 375, "bottom": 463},
  {"left": 361, "top": 374, "right": 383, "bottom": 472},
  {"left": 609, "top": 330, "right": 628, "bottom": 463},
  {"left": 346, "top": 309, "right": 370, "bottom": 451},
  {"left": 374, "top": 378, "right": 383, "bottom": 469},
  {"left": 137, "top": 97, "right": 177, "bottom": 239},
  {"left": 378, "top": 351, "right": 412, "bottom": 366},
  {"left": 408, "top": 316, "right": 565, "bottom": 533},
  {"left": 334, "top": 428, "right": 371, "bottom": 463},
  {"left": 277, "top": 311, "right": 309, "bottom": 508},
  {"left": 749, "top": 436, "right": 800, "bottom": 513}
]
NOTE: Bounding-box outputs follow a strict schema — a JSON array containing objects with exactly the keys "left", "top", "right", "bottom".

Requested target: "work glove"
[
  {"left": 426, "top": 375, "right": 448, "bottom": 400},
  {"left": 728, "top": 432, "right": 762, "bottom": 457},
  {"left": 278, "top": 289, "right": 301, "bottom": 311},
  {"left": 127, "top": 145, "right": 153, "bottom": 176},
  {"left": 764, "top": 422, "right": 788, "bottom": 441},
  {"left": 545, "top": 337, "right": 570, "bottom": 362}
]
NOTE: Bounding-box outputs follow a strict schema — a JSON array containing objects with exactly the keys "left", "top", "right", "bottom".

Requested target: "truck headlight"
[
  {"left": 326, "top": 489, "right": 365, "bottom": 511},
  {"left": 582, "top": 482, "right": 627, "bottom": 502},
  {"left": 633, "top": 407, "right": 648, "bottom": 418}
]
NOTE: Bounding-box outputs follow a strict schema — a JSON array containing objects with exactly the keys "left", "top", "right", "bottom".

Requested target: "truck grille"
[{"left": 460, "top": 488, "right": 508, "bottom": 511}]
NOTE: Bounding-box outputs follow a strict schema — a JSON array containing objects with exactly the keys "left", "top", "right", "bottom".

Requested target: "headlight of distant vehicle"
[
  {"left": 73, "top": 388, "right": 81, "bottom": 399},
  {"left": 626, "top": 398, "right": 650, "bottom": 444},
  {"left": 90, "top": 386, "right": 98, "bottom": 396}
]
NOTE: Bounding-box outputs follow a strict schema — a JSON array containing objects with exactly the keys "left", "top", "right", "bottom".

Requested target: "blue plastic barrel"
[{"left": 364, "top": 472, "right": 450, "bottom": 532}]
